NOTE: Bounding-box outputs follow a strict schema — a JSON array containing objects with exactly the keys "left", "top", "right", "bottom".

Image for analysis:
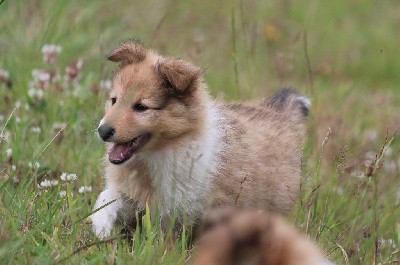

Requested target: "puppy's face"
[{"left": 98, "top": 41, "right": 205, "bottom": 165}]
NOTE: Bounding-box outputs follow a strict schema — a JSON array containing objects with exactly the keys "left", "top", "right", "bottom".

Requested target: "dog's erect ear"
[
  {"left": 107, "top": 41, "right": 147, "bottom": 63},
  {"left": 157, "top": 59, "right": 202, "bottom": 94}
]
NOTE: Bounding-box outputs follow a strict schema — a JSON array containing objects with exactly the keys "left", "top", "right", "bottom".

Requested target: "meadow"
[{"left": 0, "top": 0, "right": 399, "bottom": 264}]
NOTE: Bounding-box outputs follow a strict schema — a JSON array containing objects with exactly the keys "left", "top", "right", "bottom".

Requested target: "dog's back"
[{"left": 209, "top": 88, "right": 309, "bottom": 214}]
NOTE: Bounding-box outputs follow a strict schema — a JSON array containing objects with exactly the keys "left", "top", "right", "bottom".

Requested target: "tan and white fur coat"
[{"left": 90, "top": 41, "right": 309, "bottom": 239}]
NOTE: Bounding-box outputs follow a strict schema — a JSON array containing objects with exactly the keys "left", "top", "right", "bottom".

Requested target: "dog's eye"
[
  {"left": 133, "top": 103, "right": 148, "bottom": 112},
  {"left": 111, "top": 97, "right": 117, "bottom": 105}
]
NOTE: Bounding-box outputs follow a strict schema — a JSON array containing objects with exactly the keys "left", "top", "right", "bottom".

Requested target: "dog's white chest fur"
[
  {"left": 92, "top": 104, "right": 224, "bottom": 238},
  {"left": 143, "top": 103, "right": 224, "bottom": 215}
]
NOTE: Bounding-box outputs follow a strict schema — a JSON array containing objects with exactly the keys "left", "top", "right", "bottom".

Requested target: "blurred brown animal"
[
  {"left": 192, "top": 208, "right": 330, "bottom": 265},
  {"left": 90, "top": 41, "right": 310, "bottom": 238}
]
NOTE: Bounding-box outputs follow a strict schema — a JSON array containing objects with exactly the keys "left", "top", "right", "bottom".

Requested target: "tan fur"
[
  {"left": 210, "top": 99, "right": 306, "bottom": 213},
  {"left": 92, "top": 41, "right": 308, "bottom": 236},
  {"left": 192, "top": 208, "right": 326, "bottom": 265}
]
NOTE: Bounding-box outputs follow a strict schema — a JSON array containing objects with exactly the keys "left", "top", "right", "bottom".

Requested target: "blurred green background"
[{"left": 0, "top": 1, "right": 399, "bottom": 264}]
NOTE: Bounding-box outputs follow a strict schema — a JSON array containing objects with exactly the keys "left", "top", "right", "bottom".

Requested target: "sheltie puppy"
[{"left": 90, "top": 41, "right": 309, "bottom": 238}]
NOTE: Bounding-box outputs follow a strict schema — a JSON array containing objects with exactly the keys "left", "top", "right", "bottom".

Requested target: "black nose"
[{"left": 98, "top": 124, "right": 115, "bottom": 142}]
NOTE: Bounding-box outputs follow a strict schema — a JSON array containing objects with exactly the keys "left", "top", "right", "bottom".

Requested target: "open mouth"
[{"left": 108, "top": 133, "right": 151, "bottom": 164}]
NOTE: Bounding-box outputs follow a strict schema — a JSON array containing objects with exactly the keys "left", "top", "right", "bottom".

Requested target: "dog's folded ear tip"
[
  {"left": 157, "top": 59, "right": 202, "bottom": 93},
  {"left": 107, "top": 41, "right": 147, "bottom": 63}
]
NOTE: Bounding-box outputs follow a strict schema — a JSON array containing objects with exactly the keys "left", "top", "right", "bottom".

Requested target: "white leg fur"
[{"left": 91, "top": 186, "right": 122, "bottom": 239}]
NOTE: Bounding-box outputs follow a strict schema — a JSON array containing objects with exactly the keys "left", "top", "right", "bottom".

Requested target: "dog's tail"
[{"left": 265, "top": 88, "right": 311, "bottom": 118}]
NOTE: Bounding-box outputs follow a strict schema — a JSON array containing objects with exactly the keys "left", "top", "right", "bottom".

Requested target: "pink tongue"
[{"left": 108, "top": 142, "right": 131, "bottom": 161}]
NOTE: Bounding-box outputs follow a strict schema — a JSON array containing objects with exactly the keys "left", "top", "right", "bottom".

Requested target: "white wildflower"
[
  {"left": 100, "top": 80, "right": 112, "bottom": 90},
  {"left": 41, "top": 44, "right": 62, "bottom": 54},
  {"left": 30, "top": 126, "right": 41, "bottom": 134},
  {"left": 60, "top": 172, "right": 77, "bottom": 181},
  {"left": 0, "top": 114, "right": 4, "bottom": 121},
  {"left": 0, "top": 69, "right": 9, "bottom": 79},
  {"left": 28, "top": 87, "right": 44, "bottom": 101},
  {"left": 59, "top": 190, "right": 67, "bottom": 197},
  {"left": 28, "top": 161, "right": 41, "bottom": 169},
  {"left": 53, "top": 122, "right": 67, "bottom": 130},
  {"left": 41, "top": 44, "right": 62, "bottom": 64},
  {"left": 15, "top": 116, "right": 21, "bottom": 123},
  {"left": 15, "top": 101, "right": 22, "bottom": 109},
  {"left": 36, "top": 89, "right": 44, "bottom": 99},
  {"left": 11, "top": 165, "right": 16, "bottom": 171},
  {"left": 32, "top": 69, "right": 51, "bottom": 83},
  {"left": 364, "top": 151, "right": 376, "bottom": 161},
  {"left": 78, "top": 186, "right": 92, "bottom": 193},
  {"left": 1, "top": 130, "right": 10, "bottom": 142},
  {"left": 351, "top": 170, "right": 365, "bottom": 179},
  {"left": 40, "top": 179, "right": 59, "bottom": 188},
  {"left": 0, "top": 70, "right": 11, "bottom": 87},
  {"left": 68, "top": 173, "right": 77, "bottom": 181},
  {"left": 363, "top": 151, "right": 376, "bottom": 169},
  {"left": 378, "top": 238, "right": 396, "bottom": 249},
  {"left": 5, "top": 148, "right": 12, "bottom": 159}
]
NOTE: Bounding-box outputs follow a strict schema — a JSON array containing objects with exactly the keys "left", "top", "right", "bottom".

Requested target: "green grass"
[{"left": 1, "top": 0, "right": 400, "bottom": 264}]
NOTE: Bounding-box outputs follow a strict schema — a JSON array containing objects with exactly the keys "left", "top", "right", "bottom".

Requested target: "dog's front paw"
[
  {"left": 91, "top": 210, "right": 116, "bottom": 239},
  {"left": 90, "top": 188, "right": 121, "bottom": 239}
]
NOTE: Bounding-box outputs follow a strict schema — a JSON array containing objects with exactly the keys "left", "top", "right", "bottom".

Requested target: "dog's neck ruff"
[{"left": 143, "top": 102, "right": 225, "bottom": 216}]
